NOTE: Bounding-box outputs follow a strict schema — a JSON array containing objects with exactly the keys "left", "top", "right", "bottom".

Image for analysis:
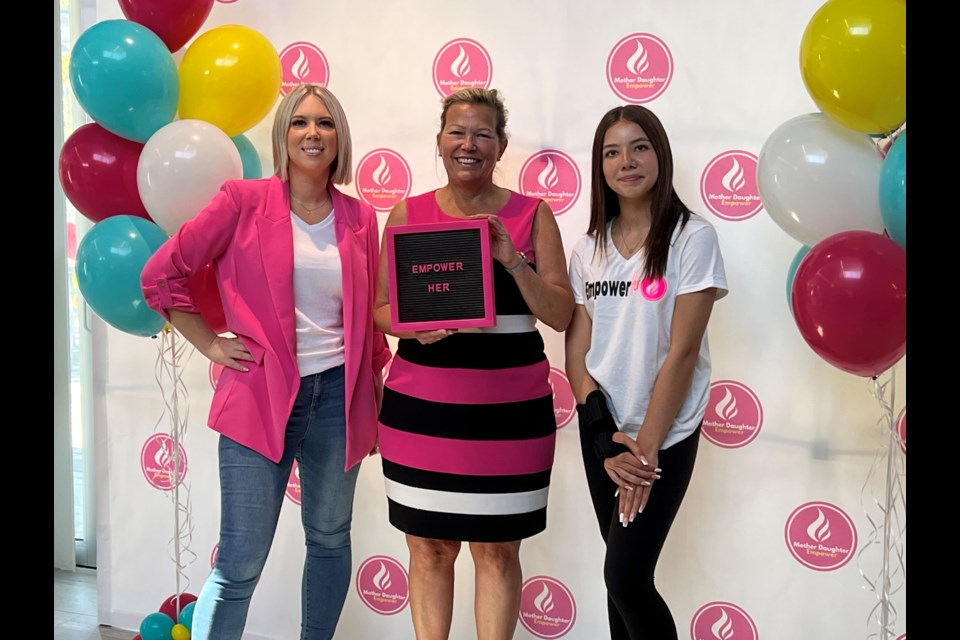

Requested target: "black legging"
[{"left": 579, "top": 424, "right": 701, "bottom": 640}]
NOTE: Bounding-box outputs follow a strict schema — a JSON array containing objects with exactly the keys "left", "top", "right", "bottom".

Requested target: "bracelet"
[{"left": 505, "top": 251, "right": 528, "bottom": 275}]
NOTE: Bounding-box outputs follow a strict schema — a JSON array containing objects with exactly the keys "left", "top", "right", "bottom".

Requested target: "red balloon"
[
  {"left": 791, "top": 230, "right": 906, "bottom": 377},
  {"left": 119, "top": 0, "right": 215, "bottom": 52},
  {"left": 58, "top": 123, "right": 151, "bottom": 223},
  {"left": 158, "top": 592, "right": 198, "bottom": 621},
  {"left": 187, "top": 264, "right": 228, "bottom": 334}
]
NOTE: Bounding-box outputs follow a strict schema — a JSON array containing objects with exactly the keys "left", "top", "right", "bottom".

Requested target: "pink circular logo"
[
  {"left": 518, "top": 150, "right": 582, "bottom": 216},
  {"left": 690, "top": 601, "right": 758, "bottom": 640},
  {"left": 518, "top": 576, "right": 576, "bottom": 638},
  {"left": 548, "top": 367, "right": 576, "bottom": 429},
  {"left": 355, "top": 149, "right": 413, "bottom": 212},
  {"left": 701, "top": 380, "right": 763, "bottom": 448},
  {"left": 280, "top": 42, "right": 329, "bottom": 94},
  {"left": 700, "top": 151, "right": 763, "bottom": 221},
  {"left": 210, "top": 543, "right": 218, "bottom": 569},
  {"left": 606, "top": 33, "right": 674, "bottom": 103},
  {"left": 638, "top": 276, "right": 667, "bottom": 301},
  {"left": 285, "top": 460, "right": 302, "bottom": 505},
  {"left": 896, "top": 407, "right": 906, "bottom": 454},
  {"left": 209, "top": 362, "right": 225, "bottom": 390},
  {"left": 140, "top": 433, "right": 188, "bottom": 491},
  {"left": 356, "top": 555, "right": 410, "bottom": 615},
  {"left": 785, "top": 501, "right": 858, "bottom": 571},
  {"left": 432, "top": 38, "right": 493, "bottom": 97}
]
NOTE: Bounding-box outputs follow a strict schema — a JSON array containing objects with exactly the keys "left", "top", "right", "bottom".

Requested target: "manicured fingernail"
[
  {"left": 654, "top": 468, "right": 662, "bottom": 473},
  {"left": 640, "top": 456, "right": 649, "bottom": 466},
  {"left": 653, "top": 474, "right": 661, "bottom": 480},
  {"left": 625, "top": 485, "right": 633, "bottom": 491},
  {"left": 638, "top": 506, "right": 644, "bottom": 514},
  {"left": 622, "top": 517, "right": 628, "bottom": 528},
  {"left": 629, "top": 513, "right": 636, "bottom": 523},
  {"left": 241, "top": 367, "right": 249, "bottom": 372},
  {"left": 614, "top": 489, "right": 620, "bottom": 497},
  {"left": 641, "top": 481, "right": 651, "bottom": 486},
  {"left": 618, "top": 512, "right": 624, "bottom": 524}
]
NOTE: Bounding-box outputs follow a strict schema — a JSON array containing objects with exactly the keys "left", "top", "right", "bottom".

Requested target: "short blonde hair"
[
  {"left": 272, "top": 84, "right": 353, "bottom": 185},
  {"left": 439, "top": 88, "right": 508, "bottom": 140}
]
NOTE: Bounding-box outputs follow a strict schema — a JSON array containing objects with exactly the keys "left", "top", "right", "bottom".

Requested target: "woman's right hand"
[
  {"left": 413, "top": 329, "right": 458, "bottom": 345},
  {"left": 204, "top": 335, "right": 254, "bottom": 372}
]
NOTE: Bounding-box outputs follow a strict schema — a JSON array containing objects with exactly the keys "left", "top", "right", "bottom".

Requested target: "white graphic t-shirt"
[{"left": 568, "top": 214, "right": 728, "bottom": 448}]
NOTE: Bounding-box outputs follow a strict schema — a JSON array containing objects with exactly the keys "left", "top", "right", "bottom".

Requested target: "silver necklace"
[{"left": 291, "top": 193, "right": 331, "bottom": 214}]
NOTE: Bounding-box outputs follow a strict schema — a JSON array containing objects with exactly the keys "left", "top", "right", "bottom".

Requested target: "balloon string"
[
  {"left": 154, "top": 327, "right": 198, "bottom": 618},
  {"left": 858, "top": 366, "right": 906, "bottom": 640}
]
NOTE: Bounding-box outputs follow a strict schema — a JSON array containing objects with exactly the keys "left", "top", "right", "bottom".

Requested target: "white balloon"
[
  {"left": 757, "top": 113, "right": 885, "bottom": 247},
  {"left": 137, "top": 119, "right": 244, "bottom": 235}
]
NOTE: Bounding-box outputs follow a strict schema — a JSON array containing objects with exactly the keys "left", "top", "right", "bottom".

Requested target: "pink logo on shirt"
[
  {"left": 690, "top": 601, "right": 758, "bottom": 640},
  {"left": 432, "top": 38, "right": 493, "bottom": 97},
  {"left": 209, "top": 362, "right": 225, "bottom": 390},
  {"left": 701, "top": 380, "right": 763, "bottom": 448},
  {"left": 896, "top": 407, "right": 906, "bottom": 454},
  {"left": 700, "top": 151, "right": 763, "bottom": 221},
  {"left": 285, "top": 460, "right": 302, "bottom": 505},
  {"left": 606, "top": 33, "right": 673, "bottom": 103},
  {"left": 140, "top": 433, "right": 188, "bottom": 491},
  {"left": 356, "top": 555, "right": 409, "bottom": 615},
  {"left": 519, "top": 576, "right": 576, "bottom": 638},
  {"left": 356, "top": 148, "right": 413, "bottom": 212},
  {"left": 637, "top": 276, "right": 667, "bottom": 301},
  {"left": 280, "top": 42, "right": 330, "bottom": 94},
  {"left": 548, "top": 367, "right": 576, "bottom": 429},
  {"left": 518, "top": 150, "right": 582, "bottom": 215},
  {"left": 785, "top": 501, "right": 858, "bottom": 571}
]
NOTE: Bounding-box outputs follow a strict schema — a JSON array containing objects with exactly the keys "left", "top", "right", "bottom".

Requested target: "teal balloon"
[
  {"left": 232, "top": 134, "right": 263, "bottom": 179},
  {"left": 139, "top": 612, "right": 175, "bottom": 640},
  {"left": 878, "top": 132, "right": 906, "bottom": 249},
  {"left": 76, "top": 215, "right": 169, "bottom": 337},
  {"left": 178, "top": 601, "right": 196, "bottom": 631},
  {"left": 69, "top": 20, "right": 179, "bottom": 143},
  {"left": 786, "top": 245, "right": 811, "bottom": 315}
]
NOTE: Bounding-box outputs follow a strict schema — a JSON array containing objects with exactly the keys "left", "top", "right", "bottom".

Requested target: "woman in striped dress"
[{"left": 373, "top": 88, "right": 574, "bottom": 640}]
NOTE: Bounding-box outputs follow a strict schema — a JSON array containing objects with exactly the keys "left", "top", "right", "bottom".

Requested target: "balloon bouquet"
[
  {"left": 757, "top": 0, "right": 906, "bottom": 379},
  {"left": 58, "top": 1, "right": 281, "bottom": 638}
]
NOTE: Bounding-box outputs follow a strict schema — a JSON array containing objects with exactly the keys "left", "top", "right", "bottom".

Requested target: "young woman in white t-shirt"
[{"left": 565, "top": 105, "right": 728, "bottom": 640}]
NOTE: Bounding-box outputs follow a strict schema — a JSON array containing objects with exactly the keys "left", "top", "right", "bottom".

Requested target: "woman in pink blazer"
[{"left": 141, "top": 84, "right": 390, "bottom": 640}]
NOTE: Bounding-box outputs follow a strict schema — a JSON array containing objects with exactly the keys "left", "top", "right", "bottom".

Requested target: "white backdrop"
[{"left": 87, "top": 1, "right": 907, "bottom": 638}]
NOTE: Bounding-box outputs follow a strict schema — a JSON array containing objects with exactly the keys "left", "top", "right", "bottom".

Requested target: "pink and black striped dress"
[{"left": 377, "top": 190, "right": 557, "bottom": 542}]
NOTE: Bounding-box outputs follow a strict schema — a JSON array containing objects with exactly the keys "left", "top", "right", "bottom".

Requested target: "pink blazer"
[{"left": 141, "top": 176, "right": 391, "bottom": 468}]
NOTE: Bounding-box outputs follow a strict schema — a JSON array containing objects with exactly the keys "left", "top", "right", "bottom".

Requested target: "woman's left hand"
[
  {"left": 604, "top": 433, "right": 661, "bottom": 527},
  {"left": 469, "top": 213, "right": 516, "bottom": 266}
]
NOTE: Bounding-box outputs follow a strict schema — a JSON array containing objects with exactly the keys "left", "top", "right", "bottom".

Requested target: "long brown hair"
[{"left": 587, "top": 105, "right": 691, "bottom": 279}]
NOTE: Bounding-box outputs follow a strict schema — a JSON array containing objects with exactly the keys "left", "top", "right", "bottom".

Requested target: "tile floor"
[{"left": 54, "top": 568, "right": 136, "bottom": 640}]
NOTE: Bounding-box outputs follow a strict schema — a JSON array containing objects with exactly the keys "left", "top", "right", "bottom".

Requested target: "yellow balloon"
[
  {"left": 178, "top": 25, "right": 282, "bottom": 137},
  {"left": 171, "top": 623, "right": 191, "bottom": 640},
  {"left": 800, "top": 0, "right": 906, "bottom": 135}
]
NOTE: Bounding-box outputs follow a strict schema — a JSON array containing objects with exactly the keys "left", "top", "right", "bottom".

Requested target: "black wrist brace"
[{"left": 577, "top": 390, "right": 630, "bottom": 460}]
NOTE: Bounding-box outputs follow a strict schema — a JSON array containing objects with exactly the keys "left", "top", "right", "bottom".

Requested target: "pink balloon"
[
  {"left": 187, "top": 264, "right": 228, "bottom": 335},
  {"left": 58, "top": 123, "right": 151, "bottom": 223},
  {"left": 119, "top": 0, "right": 215, "bottom": 52},
  {"left": 791, "top": 230, "right": 906, "bottom": 378}
]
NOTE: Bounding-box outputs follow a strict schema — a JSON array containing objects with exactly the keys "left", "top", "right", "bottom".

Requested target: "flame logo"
[
  {"left": 537, "top": 157, "right": 559, "bottom": 190},
  {"left": 533, "top": 583, "right": 555, "bottom": 613},
  {"left": 641, "top": 277, "right": 666, "bottom": 299},
  {"left": 292, "top": 50, "right": 311, "bottom": 81},
  {"left": 154, "top": 439, "right": 173, "bottom": 468},
  {"left": 714, "top": 388, "right": 739, "bottom": 421},
  {"left": 721, "top": 158, "right": 745, "bottom": 193},
  {"left": 626, "top": 40, "right": 649, "bottom": 76},
  {"left": 373, "top": 561, "right": 392, "bottom": 591},
  {"left": 450, "top": 46, "right": 471, "bottom": 78},
  {"left": 710, "top": 608, "right": 735, "bottom": 640},
  {"left": 372, "top": 156, "right": 392, "bottom": 187},
  {"left": 806, "top": 509, "right": 832, "bottom": 543}
]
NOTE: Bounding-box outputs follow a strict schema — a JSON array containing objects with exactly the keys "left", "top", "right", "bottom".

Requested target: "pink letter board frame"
[{"left": 386, "top": 218, "right": 496, "bottom": 332}]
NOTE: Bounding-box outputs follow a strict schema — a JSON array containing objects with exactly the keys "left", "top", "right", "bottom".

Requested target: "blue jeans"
[{"left": 192, "top": 365, "right": 360, "bottom": 640}]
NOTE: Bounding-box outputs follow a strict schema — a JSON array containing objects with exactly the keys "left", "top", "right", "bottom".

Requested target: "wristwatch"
[{"left": 506, "top": 251, "right": 528, "bottom": 275}]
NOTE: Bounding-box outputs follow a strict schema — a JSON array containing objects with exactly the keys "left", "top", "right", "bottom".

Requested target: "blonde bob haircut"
[{"left": 272, "top": 83, "right": 353, "bottom": 185}]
